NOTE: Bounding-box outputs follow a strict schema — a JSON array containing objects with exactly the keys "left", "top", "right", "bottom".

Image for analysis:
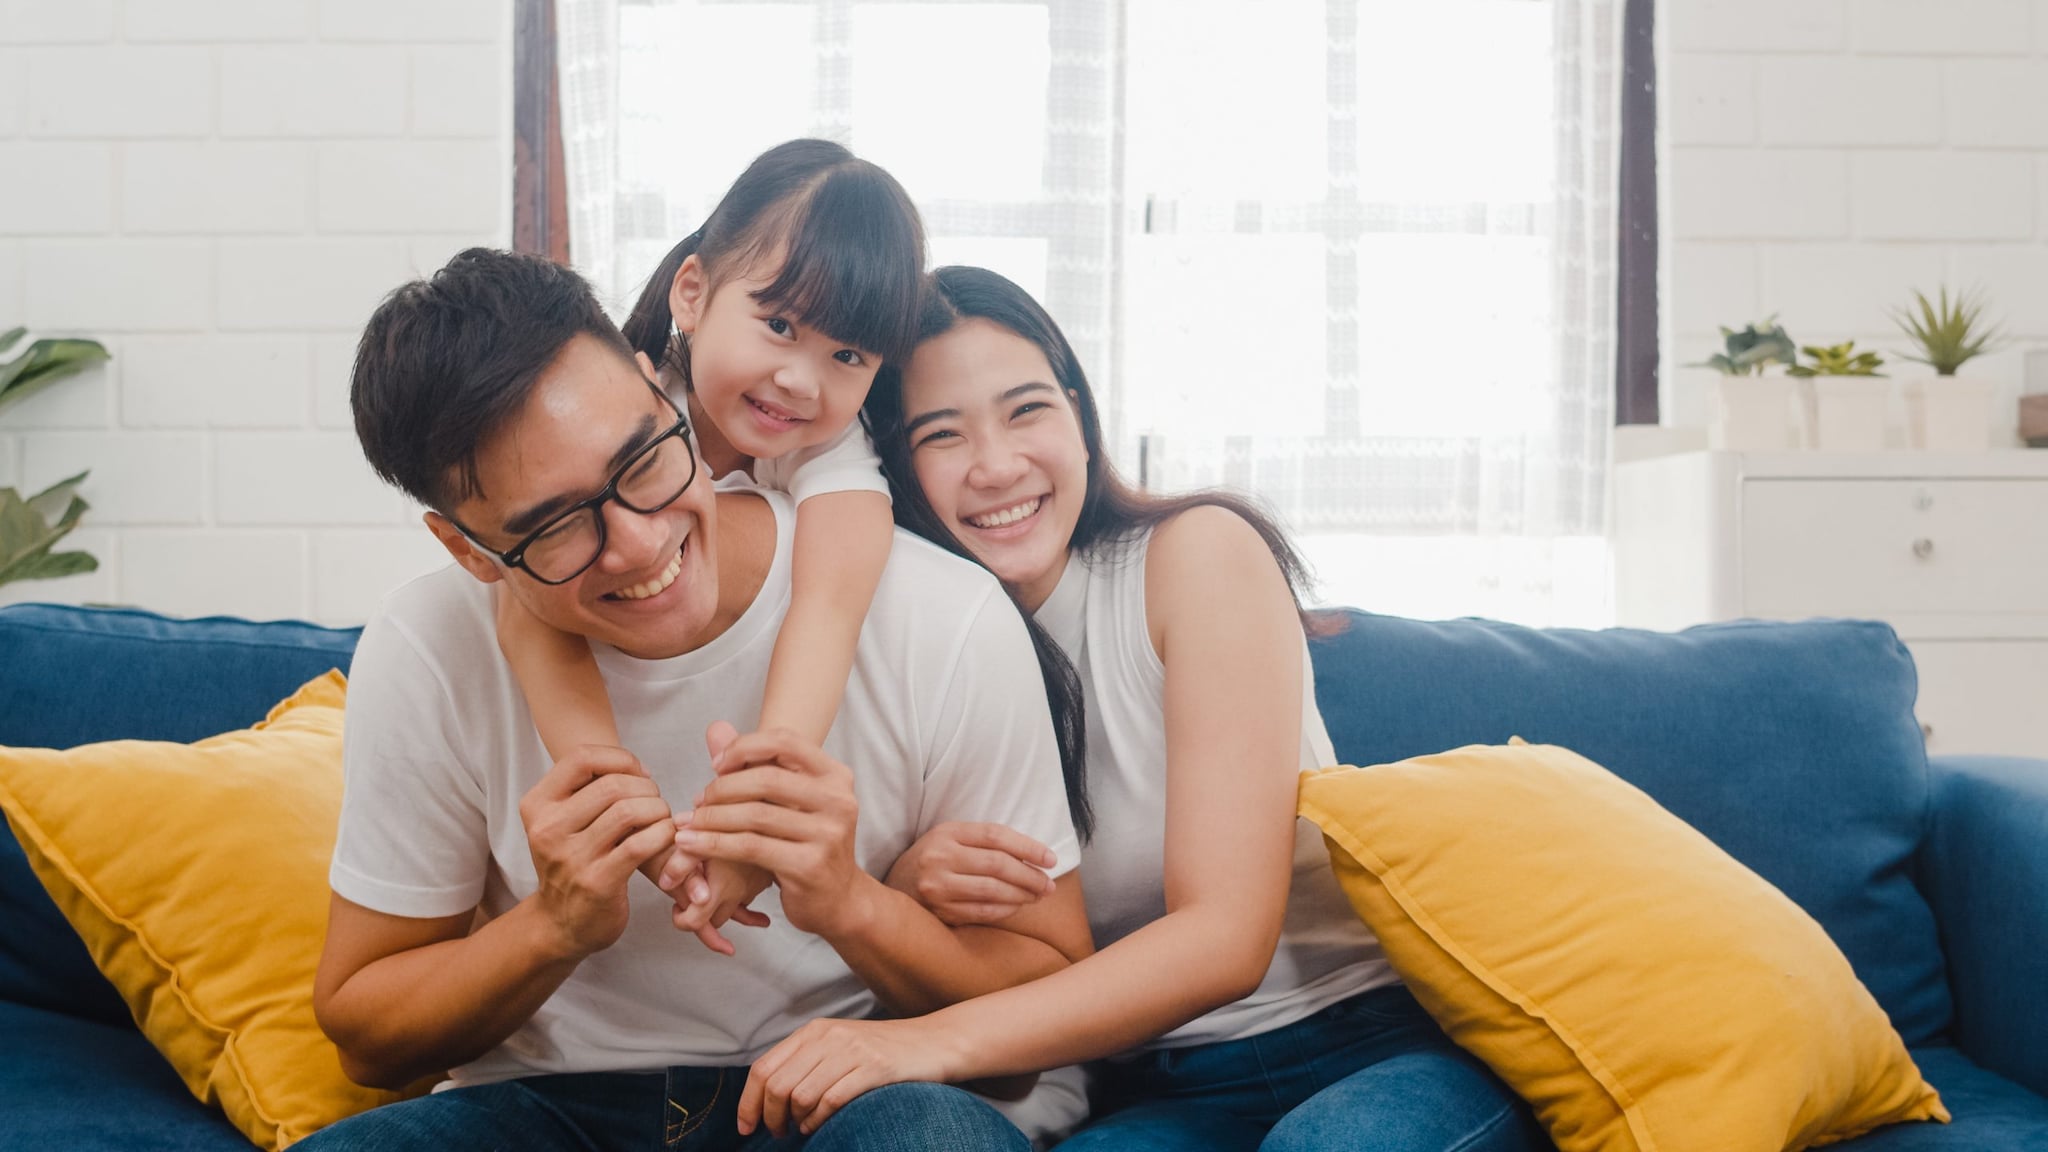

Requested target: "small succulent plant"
[
  {"left": 1787, "top": 341, "right": 1884, "bottom": 378},
  {"left": 1893, "top": 287, "right": 2000, "bottom": 377},
  {"left": 1700, "top": 317, "right": 1797, "bottom": 376}
]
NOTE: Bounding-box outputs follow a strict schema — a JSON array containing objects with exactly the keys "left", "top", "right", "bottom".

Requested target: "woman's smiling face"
[{"left": 899, "top": 318, "right": 1089, "bottom": 611}]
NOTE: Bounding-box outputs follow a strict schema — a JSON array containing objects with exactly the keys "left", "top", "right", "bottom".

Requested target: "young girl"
[
  {"left": 726, "top": 267, "right": 1545, "bottom": 1151},
  {"left": 494, "top": 139, "right": 924, "bottom": 952}
]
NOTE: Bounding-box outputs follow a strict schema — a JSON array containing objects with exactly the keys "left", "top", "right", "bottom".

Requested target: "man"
[{"left": 300, "top": 249, "right": 1089, "bottom": 1150}]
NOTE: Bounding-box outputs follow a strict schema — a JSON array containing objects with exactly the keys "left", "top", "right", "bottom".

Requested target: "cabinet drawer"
[
  {"left": 1909, "top": 640, "right": 2048, "bottom": 758},
  {"left": 1741, "top": 479, "right": 2048, "bottom": 619}
]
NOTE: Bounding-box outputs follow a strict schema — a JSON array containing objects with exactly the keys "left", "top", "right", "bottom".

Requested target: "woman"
[{"left": 733, "top": 266, "right": 1543, "bottom": 1152}]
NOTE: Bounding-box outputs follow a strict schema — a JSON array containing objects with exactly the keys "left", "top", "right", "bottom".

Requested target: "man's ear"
[
  {"left": 423, "top": 510, "right": 503, "bottom": 585},
  {"left": 670, "top": 253, "right": 708, "bottom": 337}
]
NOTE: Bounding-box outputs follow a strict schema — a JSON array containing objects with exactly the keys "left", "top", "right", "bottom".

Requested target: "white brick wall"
[
  {"left": 0, "top": 1, "right": 512, "bottom": 622},
  {"left": 1663, "top": 0, "right": 2048, "bottom": 443}
]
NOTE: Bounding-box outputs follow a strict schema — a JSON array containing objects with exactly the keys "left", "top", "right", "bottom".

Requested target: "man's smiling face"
[{"left": 429, "top": 332, "right": 722, "bottom": 660}]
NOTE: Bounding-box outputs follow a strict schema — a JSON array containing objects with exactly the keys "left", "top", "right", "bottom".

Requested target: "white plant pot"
[
  {"left": 1905, "top": 376, "right": 1995, "bottom": 452},
  {"left": 1709, "top": 376, "right": 1798, "bottom": 452},
  {"left": 1811, "top": 378, "right": 1891, "bottom": 452}
]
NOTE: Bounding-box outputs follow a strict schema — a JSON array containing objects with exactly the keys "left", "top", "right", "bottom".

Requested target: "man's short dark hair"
[{"left": 352, "top": 247, "right": 636, "bottom": 512}]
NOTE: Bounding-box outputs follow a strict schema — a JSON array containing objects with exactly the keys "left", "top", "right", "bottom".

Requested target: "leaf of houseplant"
[
  {"left": 0, "top": 339, "right": 111, "bottom": 413},
  {"left": 0, "top": 328, "right": 26, "bottom": 359},
  {"left": 0, "top": 548, "right": 97, "bottom": 584},
  {"left": 0, "top": 475, "right": 95, "bottom": 587}
]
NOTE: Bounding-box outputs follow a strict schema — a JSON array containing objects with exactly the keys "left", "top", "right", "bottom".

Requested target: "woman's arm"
[{"left": 737, "top": 506, "right": 1307, "bottom": 1135}]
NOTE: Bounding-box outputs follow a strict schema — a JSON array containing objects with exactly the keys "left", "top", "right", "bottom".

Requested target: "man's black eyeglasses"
[{"left": 450, "top": 381, "right": 699, "bottom": 586}]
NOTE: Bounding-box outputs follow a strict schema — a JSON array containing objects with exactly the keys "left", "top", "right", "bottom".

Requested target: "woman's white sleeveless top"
[{"left": 1035, "top": 530, "right": 1398, "bottom": 1050}]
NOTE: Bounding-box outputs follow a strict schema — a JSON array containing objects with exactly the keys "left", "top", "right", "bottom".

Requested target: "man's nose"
[{"left": 597, "top": 499, "right": 668, "bottom": 571}]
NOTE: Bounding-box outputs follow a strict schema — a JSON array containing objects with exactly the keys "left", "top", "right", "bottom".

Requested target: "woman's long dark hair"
[{"left": 866, "top": 267, "right": 1328, "bottom": 840}]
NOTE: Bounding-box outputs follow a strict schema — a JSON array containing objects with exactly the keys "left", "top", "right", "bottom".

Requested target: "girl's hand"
[
  {"left": 885, "top": 821, "right": 1056, "bottom": 926},
  {"left": 667, "top": 855, "right": 774, "bottom": 955},
  {"left": 740, "top": 1017, "right": 956, "bottom": 1138}
]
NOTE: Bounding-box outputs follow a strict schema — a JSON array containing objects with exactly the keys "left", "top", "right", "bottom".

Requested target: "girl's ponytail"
[{"left": 621, "top": 229, "right": 703, "bottom": 377}]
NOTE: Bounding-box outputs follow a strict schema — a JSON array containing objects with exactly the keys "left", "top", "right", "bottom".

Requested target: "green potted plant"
[
  {"left": 0, "top": 327, "right": 110, "bottom": 590},
  {"left": 1892, "top": 287, "right": 2002, "bottom": 451},
  {"left": 1788, "top": 340, "right": 1888, "bottom": 452},
  {"left": 1696, "top": 317, "right": 1799, "bottom": 452}
]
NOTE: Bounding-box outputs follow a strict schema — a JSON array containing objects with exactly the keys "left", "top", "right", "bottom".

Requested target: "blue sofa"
[{"left": 3, "top": 601, "right": 2046, "bottom": 1149}]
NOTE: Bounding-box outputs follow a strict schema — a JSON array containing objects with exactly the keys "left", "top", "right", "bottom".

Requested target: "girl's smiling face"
[
  {"left": 670, "top": 252, "right": 880, "bottom": 472},
  {"left": 899, "top": 318, "right": 1089, "bottom": 611}
]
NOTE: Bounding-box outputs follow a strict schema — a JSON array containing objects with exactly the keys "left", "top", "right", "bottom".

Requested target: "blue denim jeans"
[
  {"left": 296, "top": 1066, "right": 1029, "bottom": 1152},
  {"left": 1052, "top": 984, "right": 1546, "bottom": 1152}
]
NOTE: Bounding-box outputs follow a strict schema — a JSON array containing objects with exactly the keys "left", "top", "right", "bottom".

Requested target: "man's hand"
[
  {"left": 673, "top": 728, "right": 868, "bottom": 940},
  {"left": 652, "top": 721, "right": 772, "bottom": 954},
  {"left": 885, "top": 822, "right": 1056, "bottom": 927},
  {"left": 520, "top": 744, "right": 678, "bottom": 961}
]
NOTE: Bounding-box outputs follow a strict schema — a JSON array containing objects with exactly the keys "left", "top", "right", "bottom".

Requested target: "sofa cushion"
[
  {"left": 1299, "top": 740, "right": 1946, "bottom": 1152},
  {"left": 0, "top": 998, "right": 250, "bottom": 1151},
  {"left": 1306, "top": 611, "right": 1950, "bottom": 1047},
  {"left": 0, "top": 604, "right": 360, "bottom": 1024},
  {"left": 1845, "top": 1047, "right": 2048, "bottom": 1150},
  {"left": 0, "top": 671, "right": 415, "bottom": 1149}
]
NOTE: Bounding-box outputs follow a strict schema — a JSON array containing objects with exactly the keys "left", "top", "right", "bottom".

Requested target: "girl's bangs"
[{"left": 748, "top": 171, "right": 925, "bottom": 365}]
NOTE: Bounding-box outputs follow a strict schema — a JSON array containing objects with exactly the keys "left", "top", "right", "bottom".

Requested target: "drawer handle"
[{"left": 1911, "top": 537, "right": 1934, "bottom": 560}]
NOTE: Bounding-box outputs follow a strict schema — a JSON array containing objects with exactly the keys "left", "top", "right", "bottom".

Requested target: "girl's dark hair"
[
  {"left": 621, "top": 139, "right": 926, "bottom": 387},
  {"left": 865, "top": 267, "right": 1324, "bottom": 841}
]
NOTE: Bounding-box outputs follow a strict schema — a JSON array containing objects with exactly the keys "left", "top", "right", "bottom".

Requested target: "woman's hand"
[
  {"left": 884, "top": 821, "right": 1056, "bottom": 926},
  {"left": 739, "top": 1016, "right": 959, "bottom": 1138}
]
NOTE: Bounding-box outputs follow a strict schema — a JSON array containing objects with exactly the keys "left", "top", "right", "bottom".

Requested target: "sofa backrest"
[
  {"left": 0, "top": 603, "right": 361, "bottom": 1023},
  {"left": 1306, "top": 609, "right": 1951, "bottom": 1048}
]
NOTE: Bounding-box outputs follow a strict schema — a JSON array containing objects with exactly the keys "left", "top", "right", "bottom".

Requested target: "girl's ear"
[{"left": 670, "top": 253, "right": 709, "bottom": 336}]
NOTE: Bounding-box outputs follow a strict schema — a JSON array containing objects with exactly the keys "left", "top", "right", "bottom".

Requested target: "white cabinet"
[{"left": 1613, "top": 451, "right": 2048, "bottom": 758}]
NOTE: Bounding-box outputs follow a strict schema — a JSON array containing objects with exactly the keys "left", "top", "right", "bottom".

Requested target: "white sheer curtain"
[{"left": 556, "top": 0, "right": 1620, "bottom": 627}]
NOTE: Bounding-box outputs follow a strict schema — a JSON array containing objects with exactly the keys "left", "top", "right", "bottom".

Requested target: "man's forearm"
[
  {"left": 823, "top": 874, "right": 1073, "bottom": 1018},
  {"left": 320, "top": 899, "right": 582, "bottom": 1089}
]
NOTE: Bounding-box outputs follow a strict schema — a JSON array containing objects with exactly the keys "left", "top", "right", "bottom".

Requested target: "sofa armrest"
[{"left": 1920, "top": 754, "right": 2048, "bottom": 1096}]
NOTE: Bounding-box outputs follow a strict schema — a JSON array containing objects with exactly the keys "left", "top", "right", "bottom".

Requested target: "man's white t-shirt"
[{"left": 330, "top": 485, "right": 1081, "bottom": 1089}]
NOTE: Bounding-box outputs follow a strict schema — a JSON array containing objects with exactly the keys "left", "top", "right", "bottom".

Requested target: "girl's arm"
[
  {"left": 737, "top": 506, "right": 1307, "bottom": 1136},
  {"left": 494, "top": 588, "right": 620, "bottom": 756},
  {"left": 760, "top": 489, "right": 892, "bottom": 742},
  {"left": 497, "top": 589, "right": 720, "bottom": 925}
]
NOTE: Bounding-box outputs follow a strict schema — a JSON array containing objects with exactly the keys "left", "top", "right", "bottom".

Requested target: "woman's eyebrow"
[{"left": 904, "top": 381, "right": 1058, "bottom": 438}]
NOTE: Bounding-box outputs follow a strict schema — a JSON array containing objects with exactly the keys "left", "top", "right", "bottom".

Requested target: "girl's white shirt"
[
  {"left": 1036, "top": 529, "right": 1399, "bottom": 1051},
  {"left": 750, "top": 420, "right": 892, "bottom": 505}
]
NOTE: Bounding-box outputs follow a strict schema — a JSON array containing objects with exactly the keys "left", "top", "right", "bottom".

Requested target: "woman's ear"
[{"left": 670, "top": 253, "right": 708, "bottom": 336}]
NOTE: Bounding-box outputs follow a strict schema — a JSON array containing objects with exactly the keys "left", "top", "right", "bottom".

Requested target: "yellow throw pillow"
[
  {"left": 1297, "top": 741, "right": 1947, "bottom": 1152},
  {"left": 0, "top": 672, "right": 418, "bottom": 1149}
]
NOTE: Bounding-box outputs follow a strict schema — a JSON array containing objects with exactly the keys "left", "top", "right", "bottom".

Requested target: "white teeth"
[
  {"left": 613, "top": 547, "right": 684, "bottom": 601},
  {"left": 968, "top": 497, "right": 1042, "bottom": 529}
]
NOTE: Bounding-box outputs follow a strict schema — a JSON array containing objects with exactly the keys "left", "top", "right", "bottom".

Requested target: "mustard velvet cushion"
[
  {"left": 1296, "top": 740, "right": 1947, "bottom": 1152},
  {"left": 0, "top": 672, "right": 414, "bottom": 1149}
]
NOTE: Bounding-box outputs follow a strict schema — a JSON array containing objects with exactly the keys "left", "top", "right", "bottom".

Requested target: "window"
[{"left": 562, "top": 0, "right": 1618, "bottom": 625}]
